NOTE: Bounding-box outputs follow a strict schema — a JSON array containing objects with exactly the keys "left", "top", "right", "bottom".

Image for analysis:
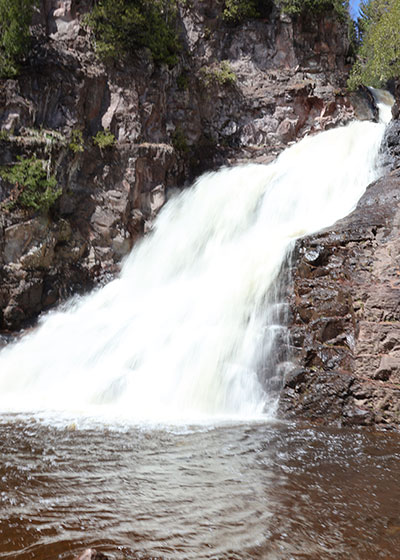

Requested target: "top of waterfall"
[{"left": 369, "top": 87, "right": 395, "bottom": 125}]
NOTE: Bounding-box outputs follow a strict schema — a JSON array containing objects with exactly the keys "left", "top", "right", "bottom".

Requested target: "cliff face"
[
  {"left": 279, "top": 110, "right": 400, "bottom": 430},
  {"left": 0, "top": 0, "right": 359, "bottom": 331}
]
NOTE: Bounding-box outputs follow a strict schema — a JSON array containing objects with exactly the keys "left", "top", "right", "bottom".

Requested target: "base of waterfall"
[{"left": 1, "top": 419, "right": 399, "bottom": 560}]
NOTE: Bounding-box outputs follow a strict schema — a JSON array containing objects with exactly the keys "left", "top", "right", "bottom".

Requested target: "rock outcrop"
[
  {"left": 279, "top": 113, "right": 400, "bottom": 430},
  {"left": 0, "top": 0, "right": 359, "bottom": 330}
]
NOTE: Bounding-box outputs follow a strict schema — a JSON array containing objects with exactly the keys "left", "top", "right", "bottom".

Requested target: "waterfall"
[{"left": 0, "top": 95, "right": 392, "bottom": 424}]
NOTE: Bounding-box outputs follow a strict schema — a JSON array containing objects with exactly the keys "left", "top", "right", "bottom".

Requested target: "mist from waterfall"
[{"left": 0, "top": 94, "right": 392, "bottom": 425}]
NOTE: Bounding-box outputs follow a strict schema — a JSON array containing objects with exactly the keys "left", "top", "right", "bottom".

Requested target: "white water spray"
[{"left": 0, "top": 95, "right": 393, "bottom": 423}]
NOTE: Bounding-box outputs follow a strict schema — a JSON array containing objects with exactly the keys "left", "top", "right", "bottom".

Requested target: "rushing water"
[
  {"left": 0, "top": 92, "right": 397, "bottom": 559},
  {"left": 0, "top": 112, "right": 390, "bottom": 423}
]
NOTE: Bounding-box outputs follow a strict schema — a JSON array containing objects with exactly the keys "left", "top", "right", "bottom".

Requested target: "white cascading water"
[{"left": 0, "top": 92, "right": 393, "bottom": 424}]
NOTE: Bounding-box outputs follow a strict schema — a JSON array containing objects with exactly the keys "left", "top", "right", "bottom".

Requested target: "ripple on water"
[{"left": 0, "top": 419, "right": 400, "bottom": 559}]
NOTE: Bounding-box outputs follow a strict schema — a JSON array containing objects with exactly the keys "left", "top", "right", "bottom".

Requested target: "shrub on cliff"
[
  {"left": 93, "top": 129, "right": 116, "bottom": 149},
  {"left": 0, "top": 156, "right": 61, "bottom": 213},
  {"left": 221, "top": 0, "right": 278, "bottom": 23},
  {"left": 200, "top": 61, "right": 237, "bottom": 87},
  {"left": 69, "top": 129, "right": 84, "bottom": 153},
  {"left": 85, "top": 0, "right": 181, "bottom": 66},
  {"left": 349, "top": 0, "right": 400, "bottom": 88},
  {"left": 0, "top": 0, "right": 35, "bottom": 78},
  {"left": 222, "top": 0, "right": 259, "bottom": 22}
]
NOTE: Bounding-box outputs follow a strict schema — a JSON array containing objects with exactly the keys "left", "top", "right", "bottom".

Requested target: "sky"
[{"left": 349, "top": 0, "right": 362, "bottom": 19}]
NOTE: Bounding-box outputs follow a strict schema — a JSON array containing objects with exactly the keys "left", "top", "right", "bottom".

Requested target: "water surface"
[{"left": 1, "top": 419, "right": 399, "bottom": 559}]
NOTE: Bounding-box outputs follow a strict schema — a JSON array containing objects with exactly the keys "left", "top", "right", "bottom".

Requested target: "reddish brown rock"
[{"left": 279, "top": 160, "right": 400, "bottom": 430}]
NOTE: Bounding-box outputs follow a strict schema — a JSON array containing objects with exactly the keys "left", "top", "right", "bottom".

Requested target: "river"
[{"left": 1, "top": 418, "right": 399, "bottom": 559}]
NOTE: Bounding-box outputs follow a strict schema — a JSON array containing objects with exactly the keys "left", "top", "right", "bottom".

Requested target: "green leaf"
[
  {"left": 0, "top": 0, "right": 36, "bottom": 78},
  {"left": 349, "top": 0, "right": 400, "bottom": 88},
  {"left": 0, "top": 156, "right": 61, "bottom": 213}
]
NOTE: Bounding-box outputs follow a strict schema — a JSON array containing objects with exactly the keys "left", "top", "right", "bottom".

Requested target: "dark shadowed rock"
[{"left": 350, "top": 85, "right": 379, "bottom": 122}]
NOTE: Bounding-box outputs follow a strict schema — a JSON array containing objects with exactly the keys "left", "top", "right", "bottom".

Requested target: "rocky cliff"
[
  {"left": 279, "top": 107, "right": 400, "bottom": 431},
  {"left": 0, "top": 0, "right": 361, "bottom": 331}
]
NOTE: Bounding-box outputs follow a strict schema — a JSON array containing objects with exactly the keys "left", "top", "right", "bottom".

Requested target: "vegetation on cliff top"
[
  {"left": 1, "top": 0, "right": 352, "bottom": 75},
  {"left": 3, "top": 0, "right": 398, "bottom": 99},
  {"left": 222, "top": 0, "right": 260, "bottom": 22},
  {"left": 85, "top": 0, "right": 182, "bottom": 66},
  {"left": 222, "top": 0, "right": 350, "bottom": 22},
  {"left": 349, "top": 0, "right": 400, "bottom": 88},
  {"left": 279, "top": 0, "right": 349, "bottom": 19},
  {"left": 0, "top": 0, "right": 36, "bottom": 78},
  {"left": 222, "top": 0, "right": 350, "bottom": 21},
  {"left": 85, "top": 0, "right": 351, "bottom": 64},
  {"left": 0, "top": 156, "right": 61, "bottom": 213}
]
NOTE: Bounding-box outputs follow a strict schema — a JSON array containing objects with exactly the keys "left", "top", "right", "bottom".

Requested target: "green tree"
[
  {"left": 349, "top": 0, "right": 400, "bottom": 88},
  {"left": 222, "top": 0, "right": 259, "bottom": 23},
  {"left": 0, "top": 156, "right": 61, "bottom": 213},
  {"left": 0, "top": 0, "right": 35, "bottom": 78},
  {"left": 85, "top": 0, "right": 181, "bottom": 66}
]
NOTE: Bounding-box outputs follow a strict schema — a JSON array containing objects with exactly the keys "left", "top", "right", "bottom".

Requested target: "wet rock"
[
  {"left": 3, "top": 305, "right": 26, "bottom": 330},
  {"left": 279, "top": 164, "right": 400, "bottom": 430},
  {"left": 280, "top": 369, "right": 355, "bottom": 425},
  {"left": 350, "top": 85, "right": 379, "bottom": 122},
  {"left": 384, "top": 118, "right": 400, "bottom": 167}
]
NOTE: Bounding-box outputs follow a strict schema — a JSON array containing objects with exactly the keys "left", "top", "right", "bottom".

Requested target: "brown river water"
[{"left": 0, "top": 417, "right": 399, "bottom": 560}]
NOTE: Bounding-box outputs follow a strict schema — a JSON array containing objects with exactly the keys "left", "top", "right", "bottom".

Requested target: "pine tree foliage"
[
  {"left": 0, "top": 156, "right": 60, "bottom": 213},
  {"left": 85, "top": 0, "right": 181, "bottom": 66},
  {"left": 222, "top": 0, "right": 259, "bottom": 22},
  {"left": 0, "top": 0, "right": 35, "bottom": 78},
  {"left": 349, "top": 0, "right": 400, "bottom": 88}
]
